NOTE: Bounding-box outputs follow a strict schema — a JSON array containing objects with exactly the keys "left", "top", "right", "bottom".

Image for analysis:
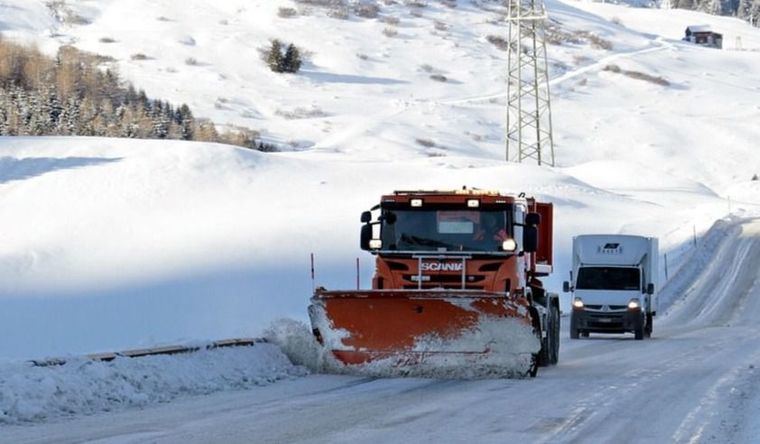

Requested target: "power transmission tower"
[{"left": 506, "top": 0, "right": 555, "bottom": 166}]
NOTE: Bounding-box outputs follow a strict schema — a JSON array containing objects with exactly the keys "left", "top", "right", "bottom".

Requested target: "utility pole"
[{"left": 506, "top": 0, "right": 555, "bottom": 166}]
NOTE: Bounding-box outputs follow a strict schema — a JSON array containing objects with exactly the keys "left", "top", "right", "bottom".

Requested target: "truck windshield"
[
  {"left": 380, "top": 209, "right": 510, "bottom": 253},
  {"left": 576, "top": 267, "right": 640, "bottom": 291}
]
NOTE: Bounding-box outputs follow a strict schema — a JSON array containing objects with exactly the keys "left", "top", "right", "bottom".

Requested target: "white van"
[{"left": 563, "top": 235, "right": 658, "bottom": 340}]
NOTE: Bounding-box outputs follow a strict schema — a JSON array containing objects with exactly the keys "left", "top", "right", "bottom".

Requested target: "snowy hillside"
[{"left": 0, "top": 0, "right": 759, "bottom": 361}]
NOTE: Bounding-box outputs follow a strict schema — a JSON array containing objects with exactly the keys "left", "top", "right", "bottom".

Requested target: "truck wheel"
[
  {"left": 550, "top": 305, "right": 560, "bottom": 365},
  {"left": 645, "top": 313, "right": 653, "bottom": 338},
  {"left": 538, "top": 332, "right": 550, "bottom": 367},
  {"left": 528, "top": 353, "right": 539, "bottom": 377},
  {"left": 539, "top": 304, "right": 560, "bottom": 366},
  {"left": 532, "top": 306, "right": 552, "bottom": 368}
]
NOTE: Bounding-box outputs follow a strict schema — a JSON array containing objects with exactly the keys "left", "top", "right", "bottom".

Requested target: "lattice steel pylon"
[{"left": 506, "top": 0, "right": 555, "bottom": 166}]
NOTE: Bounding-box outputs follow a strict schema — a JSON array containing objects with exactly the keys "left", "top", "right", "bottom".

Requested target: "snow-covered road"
[{"left": 5, "top": 218, "right": 760, "bottom": 443}]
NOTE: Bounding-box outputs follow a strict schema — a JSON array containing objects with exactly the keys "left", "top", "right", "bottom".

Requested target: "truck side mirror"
[
  {"left": 647, "top": 283, "right": 655, "bottom": 295},
  {"left": 525, "top": 212, "right": 541, "bottom": 226},
  {"left": 523, "top": 226, "right": 538, "bottom": 253},
  {"left": 360, "top": 211, "right": 371, "bottom": 223},
  {"left": 563, "top": 281, "right": 571, "bottom": 293},
  {"left": 360, "top": 224, "right": 372, "bottom": 250}
]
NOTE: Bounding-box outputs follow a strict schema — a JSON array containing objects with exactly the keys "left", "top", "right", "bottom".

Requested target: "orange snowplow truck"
[{"left": 308, "top": 189, "right": 559, "bottom": 377}]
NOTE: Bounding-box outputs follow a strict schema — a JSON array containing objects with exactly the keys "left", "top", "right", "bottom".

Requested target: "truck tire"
[
  {"left": 538, "top": 328, "right": 550, "bottom": 367},
  {"left": 529, "top": 353, "right": 539, "bottom": 377},
  {"left": 539, "top": 304, "right": 560, "bottom": 366},
  {"left": 550, "top": 305, "right": 560, "bottom": 365},
  {"left": 530, "top": 306, "right": 547, "bottom": 370},
  {"left": 645, "top": 312, "right": 653, "bottom": 338}
]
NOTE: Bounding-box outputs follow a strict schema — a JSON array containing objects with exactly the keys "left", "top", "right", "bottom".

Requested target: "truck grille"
[
  {"left": 403, "top": 274, "right": 485, "bottom": 283},
  {"left": 402, "top": 284, "right": 485, "bottom": 290}
]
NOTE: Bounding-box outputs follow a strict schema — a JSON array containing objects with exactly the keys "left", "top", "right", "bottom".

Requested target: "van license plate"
[{"left": 598, "top": 318, "right": 613, "bottom": 323}]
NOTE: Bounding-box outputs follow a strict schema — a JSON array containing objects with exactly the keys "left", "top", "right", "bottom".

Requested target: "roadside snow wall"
[{"left": 0, "top": 344, "right": 307, "bottom": 424}]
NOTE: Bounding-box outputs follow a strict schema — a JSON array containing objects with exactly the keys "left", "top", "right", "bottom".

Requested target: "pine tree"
[
  {"left": 282, "top": 44, "right": 302, "bottom": 73},
  {"left": 46, "top": 86, "right": 63, "bottom": 127},
  {"left": 266, "top": 40, "right": 284, "bottom": 73},
  {"left": 177, "top": 103, "right": 195, "bottom": 140},
  {"left": 57, "top": 96, "right": 80, "bottom": 135},
  {"left": 151, "top": 100, "right": 170, "bottom": 139}
]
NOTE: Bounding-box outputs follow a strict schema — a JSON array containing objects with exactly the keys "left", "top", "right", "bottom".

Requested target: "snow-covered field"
[{"left": 0, "top": 0, "right": 760, "bottom": 437}]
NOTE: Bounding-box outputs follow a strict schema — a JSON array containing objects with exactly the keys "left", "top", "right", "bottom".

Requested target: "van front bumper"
[{"left": 571, "top": 309, "right": 642, "bottom": 334}]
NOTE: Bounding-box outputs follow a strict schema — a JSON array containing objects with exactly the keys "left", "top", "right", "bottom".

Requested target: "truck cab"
[{"left": 563, "top": 235, "right": 658, "bottom": 340}]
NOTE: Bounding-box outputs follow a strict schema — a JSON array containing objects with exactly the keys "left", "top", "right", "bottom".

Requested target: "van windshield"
[{"left": 576, "top": 267, "right": 640, "bottom": 291}]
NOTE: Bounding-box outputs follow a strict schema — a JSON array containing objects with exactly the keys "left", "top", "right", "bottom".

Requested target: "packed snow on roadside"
[{"left": 0, "top": 343, "right": 307, "bottom": 425}]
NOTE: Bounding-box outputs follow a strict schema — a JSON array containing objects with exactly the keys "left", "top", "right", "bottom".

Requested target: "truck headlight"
[
  {"left": 627, "top": 298, "right": 641, "bottom": 310},
  {"left": 369, "top": 239, "right": 382, "bottom": 249},
  {"left": 572, "top": 297, "right": 584, "bottom": 309},
  {"left": 502, "top": 239, "right": 517, "bottom": 252}
]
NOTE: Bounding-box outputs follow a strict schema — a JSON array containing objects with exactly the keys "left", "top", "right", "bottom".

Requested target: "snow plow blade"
[{"left": 308, "top": 289, "right": 541, "bottom": 378}]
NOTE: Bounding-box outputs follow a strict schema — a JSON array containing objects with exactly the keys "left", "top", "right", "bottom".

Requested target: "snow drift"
[{"left": 0, "top": 344, "right": 307, "bottom": 425}]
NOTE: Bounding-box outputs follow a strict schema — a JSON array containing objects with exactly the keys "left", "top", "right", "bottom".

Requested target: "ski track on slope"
[
  {"left": 313, "top": 36, "right": 671, "bottom": 151},
  {"left": 441, "top": 38, "right": 672, "bottom": 107}
]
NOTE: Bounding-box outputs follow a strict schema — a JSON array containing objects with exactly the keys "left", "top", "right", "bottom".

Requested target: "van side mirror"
[
  {"left": 360, "top": 211, "right": 371, "bottom": 223},
  {"left": 647, "top": 283, "right": 655, "bottom": 295},
  {"left": 360, "top": 224, "right": 372, "bottom": 250},
  {"left": 523, "top": 226, "right": 538, "bottom": 253},
  {"left": 525, "top": 212, "right": 541, "bottom": 226},
  {"left": 563, "top": 281, "right": 571, "bottom": 293}
]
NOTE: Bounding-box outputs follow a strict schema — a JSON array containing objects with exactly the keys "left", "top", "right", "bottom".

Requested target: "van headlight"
[
  {"left": 572, "top": 297, "right": 584, "bottom": 309},
  {"left": 627, "top": 298, "right": 641, "bottom": 310}
]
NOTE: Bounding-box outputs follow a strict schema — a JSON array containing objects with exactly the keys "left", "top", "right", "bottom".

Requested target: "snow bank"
[
  {"left": 659, "top": 215, "right": 760, "bottom": 325},
  {"left": 0, "top": 344, "right": 307, "bottom": 425}
]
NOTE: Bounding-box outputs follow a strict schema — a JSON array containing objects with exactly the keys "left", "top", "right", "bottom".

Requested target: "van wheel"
[
  {"left": 570, "top": 313, "right": 579, "bottom": 339},
  {"left": 634, "top": 315, "right": 645, "bottom": 340}
]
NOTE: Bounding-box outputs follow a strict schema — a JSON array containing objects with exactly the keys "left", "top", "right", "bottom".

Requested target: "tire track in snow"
[{"left": 534, "top": 328, "right": 752, "bottom": 443}]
